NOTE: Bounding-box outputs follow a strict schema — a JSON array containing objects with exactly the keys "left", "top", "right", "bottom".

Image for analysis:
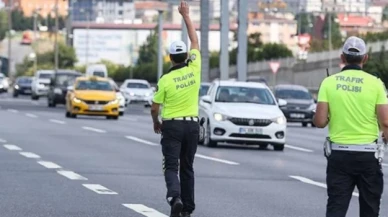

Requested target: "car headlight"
[
  {"left": 271, "top": 116, "right": 286, "bottom": 125},
  {"left": 129, "top": 92, "right": 135, "bottom": 96},
  {"left": 213, "top": 113, "right": 229, "bottom": 121},
  {"left": 54, "top": 88, "right": 62, "bottom": 94},
  {"left": 145, "top": 92, "right": 150, "bottom": 96},
  {"left": 308, "top": 104, "right": 316, "bottom": 110},
  {"left": 108, "top": 99, "right": 119, "bottom": 104},
  {"left": 73, "top": 97, "right": 81, "bottom": 103},
  {"left": 38, "top": 84, "right": 45, "bottom": 88},
  {"left": 14, "top": 85, "right": 19, "bottom": 89}
]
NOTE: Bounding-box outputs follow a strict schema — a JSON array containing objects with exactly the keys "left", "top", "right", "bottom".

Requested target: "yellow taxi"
[{"left": 65, "top": 76, "right": 120, "bottom": 119}]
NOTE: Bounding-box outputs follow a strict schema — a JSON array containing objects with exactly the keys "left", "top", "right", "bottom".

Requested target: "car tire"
[
  {"left": 311, "top": 122, "right": 316, "bottom": 127},
  {"left": 13, "top": 93, "right": 18, "bottom": 98},
  {"left": 302, "top": 122, "right": 308, "bottom": 127},
  {"left": 48, "top": 99, "right": 56, "bottom": 107},
  {"left": 273, "top": 144, "right": 285, "bottom": 151},
  {"left": 119, "top": 111, "right": 124, "bottom": 116},
  {"left": 112, "top": 116, "right": 119, "bottom": 120},
  {"left": 31, "top": 94, "right": 39, "bottom": 100},
  {"left": 258, "top": 144, "right": 268, "bottom": 149},
  {"left": 204, "top": 121, "right": 217, "bottom": 147},
  {"left": 65, "top": 111, "right": 71, "bottom": 118}
]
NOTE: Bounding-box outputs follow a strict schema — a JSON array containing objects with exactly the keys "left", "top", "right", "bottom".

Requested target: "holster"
[
  {"left": 375, "top": 142, "right": 388, "bottom": 163},
  {"left": 323, "top": 137, "right": 332, "bottom": 158}
]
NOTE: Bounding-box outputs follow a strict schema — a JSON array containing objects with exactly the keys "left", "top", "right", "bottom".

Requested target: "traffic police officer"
[
  {"left": 314, "top": 36, "right": 388, "bottom": 217},
  {"left": 150, "top": 1, "right": 200, "bottom": 217}
]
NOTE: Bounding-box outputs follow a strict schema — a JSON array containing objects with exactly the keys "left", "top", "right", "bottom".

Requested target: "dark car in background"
[
  {"left": 13, "top": 76, "right": 32, "bottom": 97},
  {"left": 274, "top": 84, "right": 316, "bottom": 127},
  {"left": 47, "top": 70, "right": 82, "bottom": 107},
  {"left": 200, "top": 82, "right": 211, "bottom": 97}
]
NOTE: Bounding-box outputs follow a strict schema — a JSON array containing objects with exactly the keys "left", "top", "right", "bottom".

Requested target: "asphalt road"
[{"left": 0, "top": 93, "right": 388, "bottom": 217}]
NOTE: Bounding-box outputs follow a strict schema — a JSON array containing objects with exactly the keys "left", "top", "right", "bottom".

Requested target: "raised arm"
[
  {"left": 376, "top": 80, "right": 388, "bottom": 142},
  {"left": 179, "top": 1, "right": 199, "bottom": 51}
]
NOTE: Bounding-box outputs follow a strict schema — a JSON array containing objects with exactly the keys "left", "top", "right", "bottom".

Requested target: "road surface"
[{"left": 0, "top": 94, "right": 387, "bottom": 217}]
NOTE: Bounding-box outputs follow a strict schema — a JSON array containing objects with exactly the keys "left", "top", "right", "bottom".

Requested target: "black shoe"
[
  {"left": 181, "top": 212, "right": 191, "bottom": 217},
  {"left": 170, "top": 198, "right": 183, "bottom": 217}
]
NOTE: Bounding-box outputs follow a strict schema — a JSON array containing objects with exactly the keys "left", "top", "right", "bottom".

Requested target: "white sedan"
[{"left": 199, "top": 80, "right": 287, "bottom": 151}]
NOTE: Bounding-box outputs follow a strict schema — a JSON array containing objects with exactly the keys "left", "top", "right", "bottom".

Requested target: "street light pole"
[
  {"left": 86, "top": 11, "right": 90, "bottom": 66},
  {"left": 328, "top": 12, "right": 332, "bottom": 73},
  {"left": 54, "top": 0, "right": 59, "bottom": 73},
  {"left": 7, "top": 0, "right": 12, "bottom": 78},
  {"left": 157, "top": 10, "right": 163, "bottom": 81},
  {"left": 33, "top": 9, "right": 38, "bottom": 41}
]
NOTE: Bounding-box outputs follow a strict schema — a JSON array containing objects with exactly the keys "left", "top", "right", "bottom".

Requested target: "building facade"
[
  {"left": 3, "top": 0, "right": 68, "bottom": 17},
  {"left": 322, "top": 0, "right": 369, "bottom": 13},
  {"left": 71, "top": 0, "right": 135, "bottom": 23}
]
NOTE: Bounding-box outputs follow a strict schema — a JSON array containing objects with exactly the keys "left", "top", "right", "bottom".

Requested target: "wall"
[{"left": 209, "top": 40, "right": 388, "bottom": 89}]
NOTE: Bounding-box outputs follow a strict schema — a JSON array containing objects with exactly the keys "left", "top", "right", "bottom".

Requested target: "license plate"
[
  {"left": 290, "top": 113, "right": 305, "bottom": 118},
  {"left": 89, "top": 105, "right": 103, "bottom": 111},
  {"left": 24, "top": 90, "right": 31, "bottom": 93},
  {"left": 239, "top": 128, "right": 263, "bottom": 134}
]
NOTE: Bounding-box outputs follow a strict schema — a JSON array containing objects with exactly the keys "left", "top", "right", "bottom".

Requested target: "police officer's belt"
[
  {"left": 331, "top": 143, "right": 377, "bottom": 152},
  {"left": 162, "top": 117, "right": 199, "bottom": 121}
]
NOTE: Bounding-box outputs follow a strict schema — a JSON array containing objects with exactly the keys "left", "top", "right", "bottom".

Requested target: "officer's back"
[{"left": 321, "top": 67, "right": 385, "bottom": 144}]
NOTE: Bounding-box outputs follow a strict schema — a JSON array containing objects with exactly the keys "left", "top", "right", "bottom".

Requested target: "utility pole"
[
  {"left": 156, "top": 10, "right": 163, "bottom": 81},
  {"left": 237, "top": 0, "right": 248, "bottom": 81},
  {"left": 219, "top": 0, "right": 229, "bottom": 80},
  {"left": 86, "top": 11, "right": 90, "bottom": 66},
  {"left": 200, "top": 0, "right": 210, "bottom": 82},
  {"left": 33, "top": 9, "right": 38, "bottom": 41},
  {"left": 66, "top": 0, "right": 74, "bottom": 46},
  {"left": 54, "top": 0, "right": 59, "bottom": 73},
  {"left": 7, "top": 0, "right": 12, "bottom": 78},
  {"left": 328, "top": 12, "right": 332, "bottom": 73}
]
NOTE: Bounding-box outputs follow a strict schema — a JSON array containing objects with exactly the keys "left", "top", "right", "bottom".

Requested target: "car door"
[{"left": 199, "top": 83, "right": 215, "bottom": 121}]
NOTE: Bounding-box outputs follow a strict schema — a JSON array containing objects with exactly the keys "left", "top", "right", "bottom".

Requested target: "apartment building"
[
  {"left": 322, "top": 0, "right": 369, "bottom": 13},
  {"left": 71, "top": 0, "right": 135, "bottom": 23},
  {"left": 3, "top": 0, "right": 68, "bottom": 17}
]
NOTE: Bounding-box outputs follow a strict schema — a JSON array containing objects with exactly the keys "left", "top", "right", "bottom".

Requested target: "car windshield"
[
  {"left": 127, "top": 83, "right": 149, "bottom": 89},
  {"left": 17, "top": 77, "right": 32, "bottom": 84},
  {"left": 75, "top": 80, "right": 113, "bottom": 91},
  {"left": 199, "top": 85, "right": 210, "bottom": 96},
  {"left": 215, "top": 86, "right": 276, "bottom": 105},
  {"left": 275, "top": 89, "right": 312, "bottom": 100},
  {"left": 93, "top": 71, "right": 105, "bottom": 77},
  {"left": 39, "top": 73, "right": 52, "bottom": 79},
  {"left": 55, "top": 74, "right": 79, "bottom": 87}
]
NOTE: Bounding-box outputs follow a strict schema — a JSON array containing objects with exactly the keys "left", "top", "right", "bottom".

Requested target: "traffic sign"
[{"left": 269, "top": 61, "right": 280, "bottom": 74}]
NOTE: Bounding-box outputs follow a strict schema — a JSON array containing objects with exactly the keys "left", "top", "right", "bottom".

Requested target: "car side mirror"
[
  {"left": 151, "top": 87, "right": 156, "bottom": 92},
  {"left": 67, "top": 86, "right": 74, "bottom": 92},
  {"left": 201, "top": 95, "right": 212, "bottom": 104},
  {"left": 314, "top": 98, "right": 317, "bottom": 103},
  {"left": 278, "top": 98, "right": 287, "bottom": 107}
]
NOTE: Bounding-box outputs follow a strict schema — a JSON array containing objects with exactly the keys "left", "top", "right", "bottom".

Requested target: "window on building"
[
  {"left": 119, "top": 0, "right": 123, "bottom": 6},
  {"left": 118, "top": 10, "right": 123, "bottom": 15}
]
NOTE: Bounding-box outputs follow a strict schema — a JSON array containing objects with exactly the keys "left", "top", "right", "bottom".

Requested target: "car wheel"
[
  {"left": 119, "top": 111, "right": 124, "bottom": 116},
  {"left": 31, "top": 94, "right": 39, "bottom": 100},
  {"left": 48, "top": 99, "right": 55, "bottom": 107},
  {"left": 13, "top": 93, "right": 18, "bottom": 98},
  {"left": 311, "top": 122, "right": 316, "bottom": 127},
  {"left": 65, "top": 111, "right": 71, "bottom": 118},
  {"left": 273, "top": 144, "right": 285, "bottom": 151},
  {"left": 258, "top": 144, "right": 268, "bottom": 149},
  {"left": 112, "top": 116, "right": 119, "bottom": 120},
  {"left": 204, "top": 121, "right": 217, "bottom": 147},
  {"left": 302, "top": 122, "right": 308, "bottom": 127}
]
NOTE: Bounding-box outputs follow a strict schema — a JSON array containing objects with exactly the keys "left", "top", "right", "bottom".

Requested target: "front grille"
[
  {"left": 229, "top": 118, "right": 272, "bottom": 126},
  {"left": 83, "top": 100, "right": 109, "bottom": 105},
  {"left": 286, "top": 104, "right": 309, "bottom": 110}
]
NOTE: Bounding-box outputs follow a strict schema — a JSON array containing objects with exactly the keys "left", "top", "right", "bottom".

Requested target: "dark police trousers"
[
  {"left": 161, "top": 119, "right": 199, "bottom": 214},
  {"left": 326, "top": 150, "right": 384, "bottom": 217}
]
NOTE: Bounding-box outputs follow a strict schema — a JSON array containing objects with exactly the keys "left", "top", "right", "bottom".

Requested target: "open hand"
[
  {"left": 178, "top": 1, "right": 189, "bottom": 16},
  {"left": 154, "top": 121, "right": 162, "bottom": 134}
]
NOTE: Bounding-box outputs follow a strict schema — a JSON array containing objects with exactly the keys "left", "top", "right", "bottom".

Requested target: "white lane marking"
[
  {"left": 285, "top": 144, "right": 314, "bottom": 153},
  {"left": 122, "top": 117, "right": 138, "bottom": 121},
  {"left": 290, "top": 175, "right": 359, "bottom": 197},
  {"left": 82, "top": 184, "right": 118, "bottom": 194},
  {"left": 125, "top": 136, "right": 158, "bottom": 146},
  {"left": 25, "top": 113, "right": 38, "bottom": 118},
  {"left": 19, "top": 152, "right": 40, "bottom": 159},
  {"left": 57, "top": 170, "right": 88, "bottom": 180},
  {"left": 82, "top": 126, "right": 106, "bottom": 133},
  {"left": 38, "top": 161, "right": 62, "bottom": 169},
  {"left": 123, "top": 204, "right": 168, "bottom": 217},
  {"left": 195, "top": 153, "right": 240, "bottom": 165},
  {"left": 0, "top": 138, "right": 7, "bottom": 143},
  {"left": 50, "top": 119, "right": 66, "bottom": 124},
  {"left": 3, "top": 144, "right": 22, "bottom": 151},
  {"left": 7, "top": 109, "right": 18, "bottom": 113}
]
